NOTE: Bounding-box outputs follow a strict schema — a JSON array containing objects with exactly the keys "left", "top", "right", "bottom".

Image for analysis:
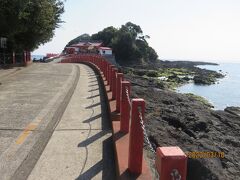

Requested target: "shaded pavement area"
[{"left": 0, "top": 63, "right": 115, "bottom": 180}]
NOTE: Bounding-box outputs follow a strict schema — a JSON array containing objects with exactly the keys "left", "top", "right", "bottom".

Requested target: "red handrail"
[{"left": 60, "top": 54, "right": 188, "bottom": 180}]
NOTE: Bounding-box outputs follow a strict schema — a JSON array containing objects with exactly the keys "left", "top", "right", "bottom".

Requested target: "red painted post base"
[
  {"left": 128, "top": 99, "right": 145, "bottom": 174},
  {"left": 116, "top": 73, "right": 123, "bottom": 112},
  {"left": 112, "top": 122, "right": 152, "bottom": 180},
  {"left": 120, "top": 81, "right": 131, "bottom": 133},
  {"left": 87, "top": 61, "right": 152, "bottom": 179},
  {"left": 155, "top": 146, "right": 187, "bottom": 180}
]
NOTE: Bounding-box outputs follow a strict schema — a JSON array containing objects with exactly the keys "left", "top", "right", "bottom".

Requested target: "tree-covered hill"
[{"left": 66, "top": 22, "right": 158, "bottom": 64}]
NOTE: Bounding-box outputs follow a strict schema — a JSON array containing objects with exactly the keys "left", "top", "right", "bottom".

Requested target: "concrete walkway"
[
  {"left": 0, "top": 63, "right": 115, "bottom": 180},
  {"left": 27, "top": 63, "right": 115, "bottom": 180}
]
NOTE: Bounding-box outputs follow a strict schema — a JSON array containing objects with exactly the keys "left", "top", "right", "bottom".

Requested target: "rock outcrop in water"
[{"left": 124, "top": 61, "right": 239, "bottom": 180}]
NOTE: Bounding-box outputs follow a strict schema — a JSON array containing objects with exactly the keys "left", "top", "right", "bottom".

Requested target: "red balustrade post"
[
  {"left": 81, "top": 55, "right": 83, "bottom": 62},
  {"left": 97, "top": 57, "right": 99, "bottom": 67},
  {"left": 97, "top": 57, "right": 100, "bottom": 68},
  {"left": 108, "top": 65, "right": 114, "bottom": 90},
  {"left": 101, "top": 58, "right": 105, "bottom": 72},
  {"left": 112, "top": 68, "right": 118, "bottom": 100},
  {"left": 93, "top": 56, "right": 96, "bottom": 66},
  {"left": 98, "top": 57, "right": 101, "bottom": 70},
  {"left": 120, "top": 81, "right": 131, "bottom": 133},
  {"left": 102, "top": 60, "right": 106, "bottom": 78},
  {"left": 111, "top": 67, "right": 116, "bottom": 91},
  {"left": 106, "top": 63, "right": 110, "bottom": 83},
  {"left": 88, "top": 55, "right": 91, "bottom": 63},
  {"left": 100, "top": 58, "right": 103, "bottom": 71},
  {"left": 155, "top": 146, "right": 187, "bottom": 180},
  {"left": 108, "top": 65, "right": 112, "bottom": 87},
  {"left": 105, "top": 61, "right": 108, "bottom": 78},
  {"left": 116, "top": 73, "right": 124, "bottom": 112},
  {"left": 128, "top": 98, "right": 145, "bottom": 174}
]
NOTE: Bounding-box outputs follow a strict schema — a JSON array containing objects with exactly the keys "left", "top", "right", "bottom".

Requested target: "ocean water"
[
  {"left": 177, "top": 63, "right": 240, "bottom": 110},
  {"left": 31, "top": 55, "right": 44, "bottom": 60}
]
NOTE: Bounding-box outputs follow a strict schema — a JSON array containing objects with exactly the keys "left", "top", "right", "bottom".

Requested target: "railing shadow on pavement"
[
  {"left": 76, "top": 135, "right": 116, "bottom": 180},
  {"left": 76, "top": 64, "right": 116, "bottom": 179},
  {"left": 86, "top": 94, "right": 100, "bottom": 99},
  {"left": 88, "top": 76, "right": 97, "bottom": 80},
  {"left": 88, "top": 83, "right": 98, "bottom": 87},
  {"left": 82, "top": 114, "right": 102, "bottom": 123},
  {"left": 85, "top": 102, "right": 101, "bottom": 109},
  {"left": 89, "top": 80, "right": 98, "bottom": 83},
  {"left": 88, "top": 88, "right": 99, "bottom": 92},
  {"left": 78, "top": 130, "right": 109, "bottom": 147}
]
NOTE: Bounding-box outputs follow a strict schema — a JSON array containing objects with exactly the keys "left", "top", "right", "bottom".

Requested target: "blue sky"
[{"left": 33, "top": 0, "right": 240, "bottom": 63}]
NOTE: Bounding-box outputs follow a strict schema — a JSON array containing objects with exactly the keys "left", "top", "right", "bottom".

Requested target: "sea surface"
[
  {"left": 177, "top": 63, "right": 240, "bottom": 110},
  {"left": 31, "top": 55, "right": 44, "bottom": 60}
]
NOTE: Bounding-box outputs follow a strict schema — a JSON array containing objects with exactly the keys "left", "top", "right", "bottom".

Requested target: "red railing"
[{"left": 60, "top": 54, "right": 187, "bottom": 180}]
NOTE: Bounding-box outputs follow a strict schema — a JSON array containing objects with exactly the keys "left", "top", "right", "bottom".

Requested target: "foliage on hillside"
[
  {"left": 65, "top": 34, "right": 91, "bottom": 47},
  {"left": 0, "top": 0, "right": 64, "bottom": 52},
  {"left": 66, "top": 22, "right": 158, "bottom": 64}
]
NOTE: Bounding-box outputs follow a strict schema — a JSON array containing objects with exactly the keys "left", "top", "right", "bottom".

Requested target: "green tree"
[
  {"left": 91, "top": 26, "right": 117, "bottom": 47},
  {"left": 111, "top": 29, "right": 139, "bottom": 61},
  {"left": 124, "top": 22, "right": 143, "bottom": 39},
  {"left": 111, "top": 22, "right": 158, "bottom": 63},
  {"left": 0, "top": 0, "right": 64, "bottom": 52}
]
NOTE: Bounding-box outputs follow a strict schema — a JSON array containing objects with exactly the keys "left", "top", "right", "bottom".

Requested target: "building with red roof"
[{"left": 64, "top": 41, "right": 112, "bottom": 55}]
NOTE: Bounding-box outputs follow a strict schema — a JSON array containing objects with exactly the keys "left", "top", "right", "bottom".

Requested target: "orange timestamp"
[{"left": 186, "top": 151, "right": 225, "bottom": 159}]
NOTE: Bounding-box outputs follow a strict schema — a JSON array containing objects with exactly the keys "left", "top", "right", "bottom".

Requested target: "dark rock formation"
[
  {"left": 193, "top": 75, "right": 215, "bottom": 85},
  {"left": 225, "top": 107, "right": 240, "bottom": 116},
  {"left": 125, "top": 73, "right": 240, "bottom": 180}
]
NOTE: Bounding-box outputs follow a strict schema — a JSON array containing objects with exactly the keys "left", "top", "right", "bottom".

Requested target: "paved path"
[
  {"left": 0, "top": 63, "right": 115, "bottom": 180},
  {"left": 0, "top": 67, "right": 22, "bottom": 80}
]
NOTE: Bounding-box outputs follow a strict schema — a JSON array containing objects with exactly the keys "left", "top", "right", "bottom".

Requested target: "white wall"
[{"left": 99, "top": 49, "right": 112, "bottom": 55}]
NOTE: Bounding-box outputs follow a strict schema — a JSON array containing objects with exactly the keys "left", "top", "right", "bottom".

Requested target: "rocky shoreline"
[
  {"left": 121, "top": 60, "right": 225, "bottom": 90},
  {"left": 123, "top": 60, "right": 240, "bottom": 180}
]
